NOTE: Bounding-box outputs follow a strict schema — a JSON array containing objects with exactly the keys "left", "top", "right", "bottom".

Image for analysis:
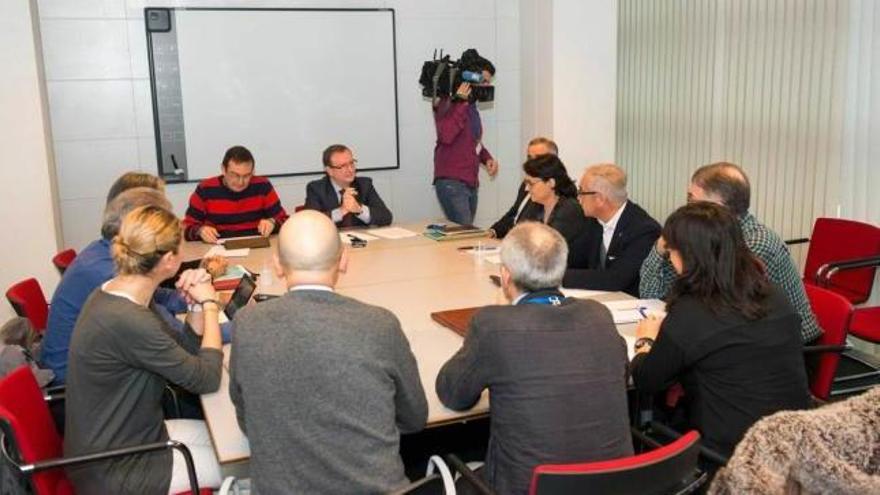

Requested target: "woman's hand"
[
  {"left": 176, "top": 268, "right": 215, "bottom": 305},
  {"left": 636, "top": 314, "right": 663, "bottom": 340}
]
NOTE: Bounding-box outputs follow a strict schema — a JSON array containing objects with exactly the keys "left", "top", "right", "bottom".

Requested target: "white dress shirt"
[
  {"left": 598, "top": 201, "right": 628, "bottom": 253},
  {"left": 330, "top": 179, "right": 371, "bottom": 224}
]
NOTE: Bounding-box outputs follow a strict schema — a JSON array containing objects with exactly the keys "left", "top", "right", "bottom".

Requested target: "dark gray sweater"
[
  {"left": 64, "top": 289, "right": 222, "bottom": 495},
  {"left": 229, "top": 289, "right": 428, "bottom": 494},
  {"left": 437, "top": 298, "right": 633, "bottom": 495}
]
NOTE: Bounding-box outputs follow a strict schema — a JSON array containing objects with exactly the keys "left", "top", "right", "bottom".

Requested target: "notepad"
[{"left": 205, "top": 245, "right": 251, "bottom": 258}]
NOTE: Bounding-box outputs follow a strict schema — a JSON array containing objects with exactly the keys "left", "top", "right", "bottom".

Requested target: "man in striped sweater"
[{"left": 183, "top": 146, "right": 289, "bottom": 243}]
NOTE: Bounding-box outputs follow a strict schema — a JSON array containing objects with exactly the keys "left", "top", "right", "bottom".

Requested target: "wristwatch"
[{"left": 634, "top": 337, "right": 655, "bottom": 352}]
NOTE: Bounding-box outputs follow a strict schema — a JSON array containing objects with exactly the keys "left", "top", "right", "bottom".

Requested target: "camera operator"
[{"left": 432, "top": 70, "right": 499, "bottom": 226}]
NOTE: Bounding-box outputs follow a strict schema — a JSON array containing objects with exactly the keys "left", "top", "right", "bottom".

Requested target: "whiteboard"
[{"left": 147, "top": 8, "right": 399, "bottom": 181}]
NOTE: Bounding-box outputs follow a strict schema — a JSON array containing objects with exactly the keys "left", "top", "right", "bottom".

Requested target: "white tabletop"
[{"left": 197, "top": 222, "right": 643, "bottom": 464}]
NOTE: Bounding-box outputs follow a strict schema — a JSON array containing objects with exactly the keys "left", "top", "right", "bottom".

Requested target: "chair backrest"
[
  {"left": 5, "top": 278, "right": 49, "bottom": 333},
  {"left": 0, "top": 367, "right": 68, "bottom": 494},
  {"left": 529, "top": 431, "right": 702, "bottom": 495},
  {"left": 803, "top": 218, "right": 880, "bottom": 304},
  {"left": 294, "top": 204, "right": 307, "bottom": 213},
  {"left": 51, "top": 249, "right": 77, "bottom": 275},
  {"left": 804, "top": 284, "right": 853, "bottom": 400}
]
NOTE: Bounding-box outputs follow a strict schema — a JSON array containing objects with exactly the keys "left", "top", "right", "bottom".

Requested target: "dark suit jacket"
[
  {"left": 519, "top": 197, "right": 587, "bottom": 246},
  {"left": 489, "top": 183, "right": 529, "bottom": 238},
  {"left": 436, "top": 296, "right": 633, "bottom": 495},
  {"left": 304, "top": 176, "right": 393, "bottom": 227},
  {"left": 563, "top": 201, "right": 660, "bottom": 296}
]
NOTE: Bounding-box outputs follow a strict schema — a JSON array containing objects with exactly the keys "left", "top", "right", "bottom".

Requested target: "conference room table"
[{"left": 181, "top": 222, "right": 647, "bottom": 475}]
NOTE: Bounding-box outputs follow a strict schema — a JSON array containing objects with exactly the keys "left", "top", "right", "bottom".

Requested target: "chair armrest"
[
  {"left": 5, "top": 439, "right": 199, "bottom": 494},
  {"left": 803, "top": 344, "right": 850, "bottom": 354},
  {"left": 785, "top": 237, "right": 810, "bottom": 246},
  {"left": 648, "top": 421, "right": 730, "bottom": 466},
  {"left": 816, "top": 255, "right": 880, "bottom": 285},
  {"left": 444, "top": 453, "right": 497, "bottom": 495}
]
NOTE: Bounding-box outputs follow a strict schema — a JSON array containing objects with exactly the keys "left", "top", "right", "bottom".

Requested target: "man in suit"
[
  {"left": 488, "top": 136, "right": 558, "bottom": 238},
  {"left": 304, "top": 144, "right": 393, "bottom": 227},
  {"left": 563, "top": 163, "right": 661, "bottom": 296},
  {"left": 229, "top": 211, "right": 427, "bottom": 493},
  {"left": 436, "top": 222, "right": 633, "bottom": 495}
]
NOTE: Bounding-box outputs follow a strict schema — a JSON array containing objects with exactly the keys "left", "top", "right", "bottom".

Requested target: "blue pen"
[{"left": 637, "top": 306, "right": 649, "bottom": 319}]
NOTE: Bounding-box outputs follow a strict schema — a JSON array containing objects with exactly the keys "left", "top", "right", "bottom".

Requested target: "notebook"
[
  {"left": 223, "top": 236, "right": 270, "bottom": 249},
  {"left": 430, "top": 307, "right": 482, "bottom": 337}
]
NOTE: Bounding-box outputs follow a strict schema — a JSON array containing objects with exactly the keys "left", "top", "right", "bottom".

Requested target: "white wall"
[
  {"left": 37, "top": 0, "right": 522, "bottom": 249},
  {"left": 551, "top": 0, "right": 618, "bottom": 178},
  {"left": 0, "top": 0, "right": 61, "bottom": 322}
]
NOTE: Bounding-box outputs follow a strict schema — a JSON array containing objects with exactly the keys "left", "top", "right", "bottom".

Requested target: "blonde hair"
[
  {"left": 111, "top": 205, "right": 181, "bottom": 275},
  {"left": 106, "top": 172, "right": 165, "bottom": 204}
]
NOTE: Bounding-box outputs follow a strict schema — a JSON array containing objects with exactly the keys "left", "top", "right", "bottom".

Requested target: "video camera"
[{"left": 419, "top": 48, "right": 496, "bottom": 103}]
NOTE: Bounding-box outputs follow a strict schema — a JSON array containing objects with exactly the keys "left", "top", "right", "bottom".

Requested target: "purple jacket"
[{"left": 433, "top": 99, "right": 493, "bottom": 188}]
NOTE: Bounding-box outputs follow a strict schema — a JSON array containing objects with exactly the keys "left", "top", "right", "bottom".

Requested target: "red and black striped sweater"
[{"left": 183, "top": 175, "right": 289, "bottom": 240}]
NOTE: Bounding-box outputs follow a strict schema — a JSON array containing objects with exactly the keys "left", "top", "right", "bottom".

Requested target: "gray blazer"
[
  {"left": 437, "top": 296, "right": 633, "bottom": 495},
  {"left": 230, "top": 290, "right": 427, "bottom": 494}
]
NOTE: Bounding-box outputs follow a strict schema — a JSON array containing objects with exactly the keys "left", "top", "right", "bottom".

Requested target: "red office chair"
[
  {"left": 798, "top": 218, "right": 880, "bottom": 303},
  {"left": 0, "top": 366, "right": 211, "bottom": 495},
  {"left": 6, "top": 278, "right": 49, "bottom": 333},
  {"left": 529, "top": 430, "right": 706, "bottom": 495},
  {"left": 803, "top": 285, "right": 852, "bottom": 401},
  {"left": 51, "top": 249, "right": 76, "bottom": 275}
]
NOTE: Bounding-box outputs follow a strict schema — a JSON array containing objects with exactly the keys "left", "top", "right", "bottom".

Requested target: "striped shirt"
[
  {"left": 183, "top": 175, "right": 288, "bottom": 241},
  {"left": 639, "top": 212, "right": 822, "bottom": 343}
]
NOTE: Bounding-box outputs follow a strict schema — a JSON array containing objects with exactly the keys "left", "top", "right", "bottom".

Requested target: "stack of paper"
[{"left": 205, "top": 245, "right": 250, "bottom": 258}]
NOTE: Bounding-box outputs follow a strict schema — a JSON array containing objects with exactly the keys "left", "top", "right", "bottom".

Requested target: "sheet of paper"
[
  {"left": 560, "top": 288, "right": 609, "bottom": 299},
  {"left": 217, "top": 235, "right": 261, "bottom": 244},
  {"left": 481, "top": 253, "right": 502, "bottom": 264},
  {"left": 368, "top": 227, "right": 419, "bottom": 239},
  {"left": 339, "top": 231, "right": 380, "bottom": 244},
  {"left": 600, "top": 299, "right": 666, "bottom": 324},
  {"left": 205, "top": 245, "right": 251, "bottom": 258}
]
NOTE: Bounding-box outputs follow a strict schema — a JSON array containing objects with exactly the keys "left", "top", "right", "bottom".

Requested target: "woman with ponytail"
[
  {"left": 64, "top": 205, "right": 224, "bottom": 494},
  {"left": 629, "top": 202, "right": 810, "bottom": 461}
]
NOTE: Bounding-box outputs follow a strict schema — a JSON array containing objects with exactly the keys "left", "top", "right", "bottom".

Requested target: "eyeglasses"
[
  {"left": 327, "top": 159, "right": 358, "bottom": 171},
  {"left": 577, "top": 189, "right": 598, "bottom": 196}
]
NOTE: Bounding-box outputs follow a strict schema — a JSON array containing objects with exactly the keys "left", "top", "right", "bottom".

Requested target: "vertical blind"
[{"left": 617, "top": 0, "right": 852, "bottom": 240}]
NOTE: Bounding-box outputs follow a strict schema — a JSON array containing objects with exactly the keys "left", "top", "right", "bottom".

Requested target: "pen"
[
  {"left": 637, "top": 306, "right": 649, "bottom": 319},
  {"left": 347, "top": 234, "right": 365, "bottom": 243}
]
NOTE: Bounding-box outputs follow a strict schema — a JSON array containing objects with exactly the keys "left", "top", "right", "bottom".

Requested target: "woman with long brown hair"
[{"left": 630, "top": 202, "right": 810, "bottom": 460}]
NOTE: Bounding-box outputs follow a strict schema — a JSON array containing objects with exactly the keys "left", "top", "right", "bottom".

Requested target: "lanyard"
[{"left": 518, "top": 290, "right": 566, "bottom": 306}]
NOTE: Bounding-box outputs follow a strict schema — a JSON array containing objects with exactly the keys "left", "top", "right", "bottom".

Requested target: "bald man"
[{"left": 228, "top": 211, "right": 427, "bottom": 494}]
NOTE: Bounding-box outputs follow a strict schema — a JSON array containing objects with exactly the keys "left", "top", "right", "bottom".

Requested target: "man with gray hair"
[
  {"left": 640, "top": 161, "right": 821, "bottom": 342},
  {"left": 563, "top": 163, "right": 661, "bottom": 296},
  {"left": 437, "top": 222, "right": 632, "bottom": 495},
  {"left": 230, "top": 211, "right": 427, "bottom": 493}
]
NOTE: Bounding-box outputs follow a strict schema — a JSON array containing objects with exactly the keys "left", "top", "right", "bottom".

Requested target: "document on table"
[
  {"left": 368, "top": 227, "right": 419, "bottom": 239},
  {"left": 340, "top": 231, "right": 380, "bottom": 244},
  {"left": 560, "top": 288, "right": 609, "bottom": 299},
  {"left": 205, "top": 245, "right": 251, "bottom": 258},
  {"left": 600, "top": 299, "right": 666, "bottom": 324}
]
